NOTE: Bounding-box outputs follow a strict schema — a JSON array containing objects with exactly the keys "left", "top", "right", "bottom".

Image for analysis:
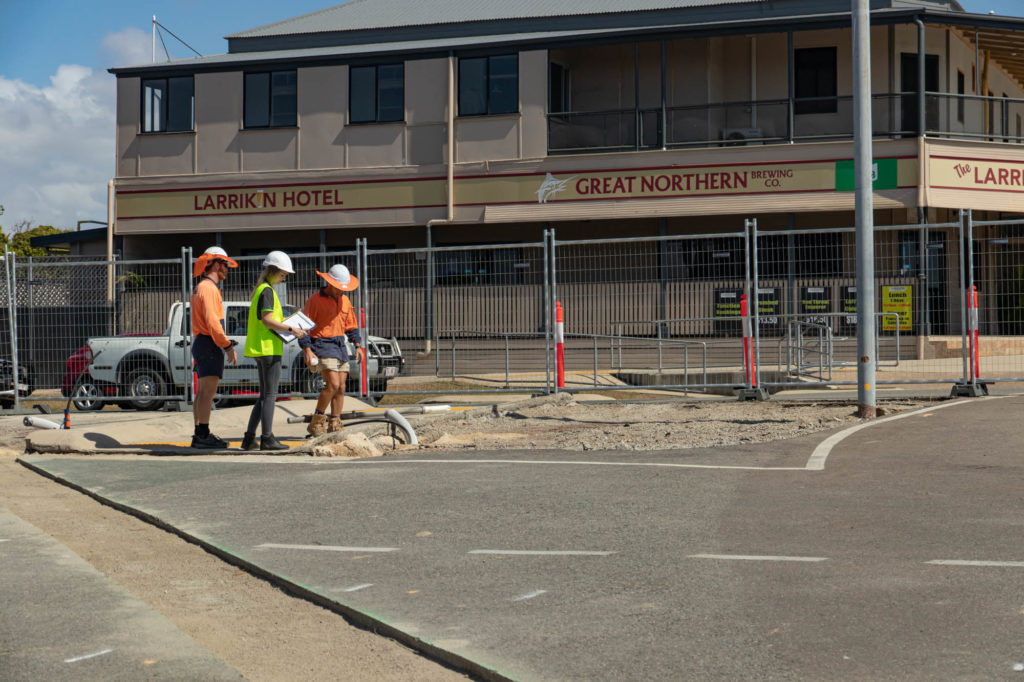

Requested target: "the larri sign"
[{"left": 927, "top": 153, "right": 1024, "bottom": 212}]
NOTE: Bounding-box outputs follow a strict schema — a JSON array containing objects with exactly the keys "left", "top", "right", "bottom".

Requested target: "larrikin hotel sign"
[
  {"left": 115, "top": 158, "right": 916, "bottom": 221},
  {"left": 927, "top": 153, "right": 1024, "bottom": 212}
]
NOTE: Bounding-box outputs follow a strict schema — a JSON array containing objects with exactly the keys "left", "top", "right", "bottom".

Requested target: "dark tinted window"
[
  {"left": 142, "top": 76, "right": 193, "bottom": 132},
  {"left": 459, "top": 57, "right": 488, "bottom": 116},
  {"left": 350, "top": 66, "right": 377, "bottom": 123},
  {"left": 350, "top": 63, "right": 404, "bottom": 123},
  {"left": 245, "top": 71, "right": 296, "bottom": 128},
  {"left": 244, "top": 72, "right": 270, "bottom": 128},
  {"left": 795, "top": 47, "right": 837, "bottom": 115}
]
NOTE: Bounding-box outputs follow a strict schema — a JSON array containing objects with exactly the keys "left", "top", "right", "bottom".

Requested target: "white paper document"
[{"left": 273, "top": 310, "right": 316, "bottom": 343}]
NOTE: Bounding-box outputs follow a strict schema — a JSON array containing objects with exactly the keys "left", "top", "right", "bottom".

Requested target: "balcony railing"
[{"left": 547, "top": 92, "right": 1024, "bottom": 154}]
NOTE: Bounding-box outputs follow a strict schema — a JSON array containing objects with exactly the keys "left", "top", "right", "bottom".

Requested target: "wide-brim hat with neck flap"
[
  {"left": 192, "top": 246, "right": 238, "bottom": 278},
  {"left": 317, "top": 264, "right": 359, "bottom": 291}
]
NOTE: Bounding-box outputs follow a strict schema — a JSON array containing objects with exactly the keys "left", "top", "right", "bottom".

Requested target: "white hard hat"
[
  {"left": 316, "top": 263, "right": 359, "bottom": 291},
  {"left": 262, "top": 250, "right": 295, "bottom": 274},
  {"left": 204, "top": 246, "right": 230, "bottom": 257}
]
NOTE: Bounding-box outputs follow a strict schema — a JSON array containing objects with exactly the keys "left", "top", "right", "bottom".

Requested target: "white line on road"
[
  {"left": 0, "top": 539, "right": 9, "bottom": 542},
  {"left": 926, "top": 560, "right": 1024, "bottom": 568},
  {"left": 64, "top": 648, "right": 113, "bottom": 663},
  {"left": 352, "top": 459, "right": 805, "bottom": 471},
  {"left": 513, "top": 589, "right": 547, "bottom": 601},
  {"left": 689, "top": 553, "right": 828, "bottom": 562},
  {"left": 805, "top": 397, "right": 1001, "bottom": 471},
  {"left": 256, "top": 544, "right": 398, "bottom": 553},
  {"left": 469, "top": 549, "right": 616, "bottom": 556},
  {"left": 338, "top": 583, "right": 374, "bottom": 592}
]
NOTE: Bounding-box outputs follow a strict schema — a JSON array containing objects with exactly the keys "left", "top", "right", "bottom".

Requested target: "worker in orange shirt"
[
  {"left": 299, "top": 263, "right": 361, "bottom": 436},
  {"left": 190, "top": 246, "right": 238, "bottom": 448}
]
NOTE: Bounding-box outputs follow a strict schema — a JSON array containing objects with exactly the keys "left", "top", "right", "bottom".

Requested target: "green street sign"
[{"left": 835, "top": 158, "right": 898, "bottom": 191}]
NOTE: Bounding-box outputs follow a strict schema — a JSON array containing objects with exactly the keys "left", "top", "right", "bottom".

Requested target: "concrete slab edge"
[{"left": 14, "top": 457, "right": 512, "bottom": 682}]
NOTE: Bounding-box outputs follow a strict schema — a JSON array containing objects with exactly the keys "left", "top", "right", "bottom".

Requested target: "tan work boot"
[
  {"left": 327, "top": 417, "right": 344, "bottom": 433},
  {"left": 307, "top": 413, "right": 328, "bottom": 437}
]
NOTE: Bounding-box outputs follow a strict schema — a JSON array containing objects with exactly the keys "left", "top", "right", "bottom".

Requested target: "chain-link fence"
[{"left": 2, "top": 210, "right": 1020, "bottom": 411}]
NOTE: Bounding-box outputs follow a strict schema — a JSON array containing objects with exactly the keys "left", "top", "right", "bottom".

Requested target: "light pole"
[{"left": 853, "top": 0, "right": 877, "bottom": 418}]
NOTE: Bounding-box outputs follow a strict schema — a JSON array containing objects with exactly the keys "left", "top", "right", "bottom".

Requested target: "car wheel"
[
  {"left": 72, "top": 381, "right": 105, "bottom": 411},
  {"left": 126, "top": 368, "right": 167, "bottom": 411},
  {"left": 303, "top": 370, "right": 326, "bottom": 396}
]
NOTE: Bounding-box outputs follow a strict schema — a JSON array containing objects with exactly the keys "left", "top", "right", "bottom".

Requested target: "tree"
[{"left": 0, "top": 221, "right": 68, "bottom": 258}]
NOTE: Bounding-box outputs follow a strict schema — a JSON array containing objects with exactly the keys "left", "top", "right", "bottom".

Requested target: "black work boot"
[
  {"left": 260, "top": 434, "right": 290, "bottom": 451},
  {"left": 240, "top": 432, "right": 258, "bottom": 451}
]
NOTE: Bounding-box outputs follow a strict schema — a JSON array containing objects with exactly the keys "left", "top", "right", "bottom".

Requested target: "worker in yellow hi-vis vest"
[{"left": 242, "top": 251, "right": 307, "bottom": 451}]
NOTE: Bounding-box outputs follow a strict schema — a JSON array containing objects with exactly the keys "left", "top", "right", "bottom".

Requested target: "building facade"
[{"left": 108, "top": 0, "right": 1024, "bottom": 348}]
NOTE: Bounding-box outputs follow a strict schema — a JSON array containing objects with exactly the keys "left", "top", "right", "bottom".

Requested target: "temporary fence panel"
[
  {"left": 1, "top": 248, "right": 22, "bottom": 408},
  {"left": 554, "top": 231, "right": 751, "bottom": 392},
  {"left": 364, "top": 241, "right": 551, "bottom": 394},
  {"left": 753, "top": 220, "right": 967, "bottom": 388},
  {"left": 10, "top": 254, "right": 191, "bottom": 411},
  {"left": 968, "top": 217, "right": 1024, "bottom": 386}
]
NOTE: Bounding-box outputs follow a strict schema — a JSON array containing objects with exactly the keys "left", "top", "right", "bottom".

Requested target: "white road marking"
[
  {"left": 689, "top": 553, "right": 828, "bottom": 562},
  {"left": 926, "top": 560, "right": 1024, "bottom": 568},
  {"left": 0, "top": 539, "right": 9, "bottom": 542},
  {"left": 513, "top": 589, "right": 547, "bottom": 601},
  {"left": 805, "top": 397, "right": 1002, "bottom": 470},
  {"left": 469, "top": 549, "right": 615, "bottom": 556},
  {"left": 64, "top": 648, "right": 113, "bottom": 663},
  {"left": 338, "top": 583, "right": 374, "bottom": 592},
  {"left": 256, "top": 543, "right": 398, "bottom": 553},
  {"left": 352, "top": 459, "right": 805, "bottom": 471}
]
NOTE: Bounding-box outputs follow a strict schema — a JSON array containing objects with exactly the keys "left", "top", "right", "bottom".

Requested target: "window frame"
[
  {"left": 458, "top": 54, "right": 520, "bottom": 117},
  {"left": 956, "top": 70, "right": 965, "bottom": 124},
  {"left": 349, "top": 62, "right": 406, "bottom": 124},
  {"left": 794, "top": 47, "right": 838, "bottom": 116},
  {"left": 243, "top": 70, "right": 298, "bottom": 129},
  {"left": 140, "top": 75, "right": 194, "bottom": 133}
]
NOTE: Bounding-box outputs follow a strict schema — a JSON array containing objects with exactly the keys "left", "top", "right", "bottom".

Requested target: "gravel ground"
[{"left": 409, "top": 393, "right": 930, "bottom": 452}]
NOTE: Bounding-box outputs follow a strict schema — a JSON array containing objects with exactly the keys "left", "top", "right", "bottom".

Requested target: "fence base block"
[
  {"left": 736, "top": 387, "right": 771, "bottom": 401},
  {"left": 949, "top": 382, "right": 989, "bottom": 398}
]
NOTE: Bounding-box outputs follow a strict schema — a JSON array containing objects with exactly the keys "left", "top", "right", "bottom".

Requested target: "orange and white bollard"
[
  {"left": 360, "top": 307, "right": 369, "bottom": 397},
  {"left": 555, "top": 301, "right": 565, "bottom": 389},
  {"left": 968, "top": 285, "right": 980, "bottom": 381},
  {"left": 740, "top": 294, "right": 754, "bottom": 387}
]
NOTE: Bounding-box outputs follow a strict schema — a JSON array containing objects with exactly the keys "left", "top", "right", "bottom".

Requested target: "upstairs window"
[
  {"left": 459, "top": 54, "right": 518, "bottom": 116},
  {"left": 957, "top": 70, "right": 965, "bottom": 123},
  {"left": 244, "top": 70, "right": 297, "bottom": 128},
  {"left": 142, "top": 76, "right": 193, "bottom": 132},
  {"left": 350, "top": 63, "right": 405, "bottom": 123},
  {"left": 794, "top": 47, "right": 837, "bottom": 115}
]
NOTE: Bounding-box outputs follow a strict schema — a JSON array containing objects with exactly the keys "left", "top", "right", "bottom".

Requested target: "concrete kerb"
[{"left": 14, "top": 456, "right": 511, "bottom": 682}]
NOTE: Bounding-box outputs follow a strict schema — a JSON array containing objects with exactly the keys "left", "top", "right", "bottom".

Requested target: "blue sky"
[{"left": 0, "top": 0, "right": 1022, "bottom": 231}]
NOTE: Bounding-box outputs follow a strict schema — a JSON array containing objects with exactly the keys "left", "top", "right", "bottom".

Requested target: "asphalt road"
[{"left": 17, "top": 394, "right": 1024, "bottom": 680}]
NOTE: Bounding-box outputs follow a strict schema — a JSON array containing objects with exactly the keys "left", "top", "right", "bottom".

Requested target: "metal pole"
[
  {"left": 919, "top": 217, "right": 929, "bottom": 336},
  {"left": 854, "top": 0, "right": 877, "bottom": 417},
  {"left": 634, "top": 42, "right": 641, "bottom": 150},
  {"left": 915, "top": 17, "right": 926, "bottom": 136},
  {"left": 787, "top": 31, "right": 795, "bottom": 143},
  {"left": 966, "top": 209, "right": 975, "bottom": 386},
  {"left": 743, "top": 220, "right": 752, "bottom": 391},
  {"left": 182, "top": 247, "right": 192, "bottom": 406},
  {"left": 549, "top": 229, "right": 559, "bottom": 394},
  {"left": 661, "top": 40, "right": 667, "bottom": 150},
  {"left": 958, "top": 210, "right": 969, "bottom": 385},
  {"left": 543, "top": 229, "right": 551, "bottom": 394},
  {"left": 751, "top": 218, "right": 762, "bottom": 390},
  {"left": 8, "top": 250, "right": 20, "bottom": 410}
]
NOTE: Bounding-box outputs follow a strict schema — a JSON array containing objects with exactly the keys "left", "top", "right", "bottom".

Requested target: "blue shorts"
[{"left": 192, "top": 334, "right": 225, "bottom": 379}]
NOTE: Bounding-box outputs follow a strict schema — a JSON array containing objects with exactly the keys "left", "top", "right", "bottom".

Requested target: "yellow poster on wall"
[{"left": 881, "top": 285, "right": 913, "bottom": 332}]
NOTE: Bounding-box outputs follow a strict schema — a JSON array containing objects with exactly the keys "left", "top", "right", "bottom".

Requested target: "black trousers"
[{"left": 246, "top": 355, "right": 281, "bottom": 437}]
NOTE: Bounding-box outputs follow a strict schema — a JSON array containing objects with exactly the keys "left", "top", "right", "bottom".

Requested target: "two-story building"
[{"left": 108, "top": 0, "right": 1024, "bottom": 347}]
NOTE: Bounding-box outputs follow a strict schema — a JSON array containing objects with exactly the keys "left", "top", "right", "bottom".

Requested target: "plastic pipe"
[
  {"left": 555, "top": 301, "right": 565, "bottom": 389},
  {"left": 384, "top": 408, "right": 418, "bottom": 445}
]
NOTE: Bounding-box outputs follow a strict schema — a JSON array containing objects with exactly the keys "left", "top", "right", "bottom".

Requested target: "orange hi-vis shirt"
[
  {"left": 191, "top": 276, "right": 230, "bottom": 349},
  {"left": 302, "top": 289, "right": 358, "bottom": 339}
]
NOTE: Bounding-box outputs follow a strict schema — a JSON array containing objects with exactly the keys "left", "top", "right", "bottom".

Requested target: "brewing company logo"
[{"left": 536, "top": 173, "right": 575, "bottom": 203}]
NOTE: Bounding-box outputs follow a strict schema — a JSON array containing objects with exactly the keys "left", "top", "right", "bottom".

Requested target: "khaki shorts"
[{"left": 311, "top": 357, "right": 350, "bottom": 373}]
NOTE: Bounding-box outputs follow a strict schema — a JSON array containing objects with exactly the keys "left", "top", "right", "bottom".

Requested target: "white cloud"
[
  {"left": 0, "top": 63, "right": 114, "bottom": 232},
  {"left": 101, "top": 27, "right": 152, "bottom": 69}
]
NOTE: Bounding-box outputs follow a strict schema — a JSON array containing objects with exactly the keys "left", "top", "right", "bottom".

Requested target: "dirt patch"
[{"left": 409, "top": 394, "right": 929, "bottom": 452}]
